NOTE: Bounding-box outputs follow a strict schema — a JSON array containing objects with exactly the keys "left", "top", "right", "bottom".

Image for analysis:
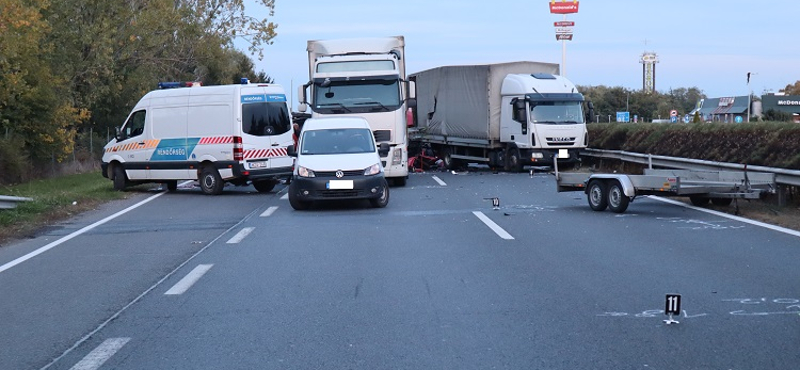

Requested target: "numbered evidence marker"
[{"left": 664, "top": 293, "right": 681, "bottom": 325}]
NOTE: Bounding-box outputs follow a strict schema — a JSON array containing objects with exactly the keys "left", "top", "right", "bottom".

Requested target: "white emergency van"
[{"left": 101, "top": 80, "right": 294, "bottom": 195}]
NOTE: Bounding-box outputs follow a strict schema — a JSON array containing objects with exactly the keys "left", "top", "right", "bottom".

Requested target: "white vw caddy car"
[{"left": 288, "top": 117, "right": 390, "bottom": 210}]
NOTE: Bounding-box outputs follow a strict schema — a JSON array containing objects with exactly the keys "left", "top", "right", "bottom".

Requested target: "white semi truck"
[
  {"left": 409, "top": 62, "right": 592, "bottom": 171},
  {"left": 298, "top": 36, "right": 415, "bottom": 186}
]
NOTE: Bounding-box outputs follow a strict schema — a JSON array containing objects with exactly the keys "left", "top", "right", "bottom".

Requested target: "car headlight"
[
  {"left": 364, "top": 163, "right": 381, "bottom": 176},
  {"left": 298, "top": 166, "right": 315, "bottom": 178}
]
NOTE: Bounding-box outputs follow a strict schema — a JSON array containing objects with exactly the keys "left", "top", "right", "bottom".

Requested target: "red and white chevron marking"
[
  {"left": 244, "top": 147, "right": 288, "bottom": 159},
  {"left": 198, "top": 136, "right": 234, "bottom": 145}
]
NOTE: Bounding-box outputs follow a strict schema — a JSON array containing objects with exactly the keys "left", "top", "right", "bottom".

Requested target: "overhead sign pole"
[{"left": 549, "top": 0, "right": 579, "bottom": 77}]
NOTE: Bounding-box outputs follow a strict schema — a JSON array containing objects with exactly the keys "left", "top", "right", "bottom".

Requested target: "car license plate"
[
  {"left": 327, "top": 180, "right": 354, "bottom": 190},
  {"left": 558, "top": 149, "right": 569, "bottom": 159},
  {"left": 249, "top": 161, "right": 268, "bottom": 169}
]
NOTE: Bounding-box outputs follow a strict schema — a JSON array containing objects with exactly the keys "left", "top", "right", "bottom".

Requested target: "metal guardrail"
[
  {"left": 581, "top": 149, "right": 800, "bottom": 187},
  {"left": 0, "top": 195, "right": 33, "bottom": 210}
]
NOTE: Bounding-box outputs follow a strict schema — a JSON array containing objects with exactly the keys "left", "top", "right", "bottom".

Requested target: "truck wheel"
[
  {"left": 505, "top": 148, "right": 523, "bottom": 173},
  {"left": 253, "top": 179, "right": 278, "bottom": 193},
  {"left": 587, "top": 180, "right": 608, "bottom": 211},
  {"left": 441, "top": 147, "right": 459, "bottom": 170},
  {"left": 112, "top": 165, "right": 127, "bottom": 191},
  {"left": 369, "top": 180, "right": 390, "bottom": 208},
  {"left": 607, "top": 181, "right": 630, "bottom": 213},
  {"left": 288, "top": 186, "right": 311, "bottom": 210},
  {"left": 689, "top": 195, "right": 710, "bottom": 206},
  {"left": 711, "top": 198, "right": 733, "bottom": 206},
  {"left": 200, "top": 166, "right": 224, "bottom": 195},
  {"left": 166, "top": 180, "right": 178, "bottom": 192}
]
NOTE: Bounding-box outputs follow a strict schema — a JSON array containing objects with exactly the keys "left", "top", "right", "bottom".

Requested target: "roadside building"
[
  {"left": 760, "top": 94, "right": 800, "bottom": 123},
  {"left": 690, "top": 96, "right": 749, "bottom": 122}
]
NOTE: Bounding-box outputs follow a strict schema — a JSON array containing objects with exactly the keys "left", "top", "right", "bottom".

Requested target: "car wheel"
[
  {"left": 200, "top": 166, "right": 224, "bottom": 195},
  {"left": 369, "top": 180, "right": 390, "bottom": 208},
  {"left": 253, "top": 179, "right": 278, "bottom": 193},
  {"left": 587, "top": 180, "right": 608, "bottom": 211},
  {"left": 607, "top": 180, "right": 630, "bottom": 213},
  {"left": 113, "top": 165, "right": 127, "bottom": 191}
]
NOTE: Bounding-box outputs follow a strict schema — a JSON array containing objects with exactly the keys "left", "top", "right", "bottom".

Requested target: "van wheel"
[
  {"left": 587, "top": 180, "right": 608, "bottom": 211},
  {"left": 112, "top": 166, "right": 127, "bottom": 191},
  {"left": 253, "top": 180, "right": 278, "bottom": 193},
  {"left": 200, "top": 166, "right": 224, "bottom": 195},
  {"left": 166, "top": 181, "right": 178, "bottom": 192},
  {"left": 607, "top": 181, "right": 630, "bottom": 213},
  {"left": 370, "top": 180, "right": 390, "bottom": 208}
]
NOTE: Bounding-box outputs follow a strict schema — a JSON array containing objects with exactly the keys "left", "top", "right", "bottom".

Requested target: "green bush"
[{"left": 0, "top": 137, "right": 31, "bottom": 184}]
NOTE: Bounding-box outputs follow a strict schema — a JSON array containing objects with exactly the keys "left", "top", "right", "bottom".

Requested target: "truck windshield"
[
  {"left": 530, "top": 101, "right": 585, "bottom": 125},
  {"left": 312, "top": 78, "right": 401, "bottom": 114},
  {"left": 300, "top": 128, "right": 376, "bottom": 155}
]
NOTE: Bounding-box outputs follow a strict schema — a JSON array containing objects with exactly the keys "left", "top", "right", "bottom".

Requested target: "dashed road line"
[
  {"left": 472, "top": 211, "right": 515, "bottom": 240},
  {"left": 260, "top": 206, "right": 279, "bottom": 217},
  {"left": 68, "top": 337, "right": 130, "bottom": 370},
  {"left": 281, "top": 193, "right": 289, "bottom": 200},
  {"left": 226, "top": 227, "right": 255, "bottom": 244},
  {"left": 432, "top": 175, "right": 447, "bottom": 186},
  {"left": 164, "top": 264, "right": 214, "bottom": 295}
]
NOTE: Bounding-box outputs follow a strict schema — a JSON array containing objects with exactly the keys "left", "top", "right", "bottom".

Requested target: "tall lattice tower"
[{"left": 640, "top": 52, "right": 658, "bottom": 93}]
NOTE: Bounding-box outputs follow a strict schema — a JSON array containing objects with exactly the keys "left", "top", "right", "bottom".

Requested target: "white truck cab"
[{"left": 101, "top": 80, "right": 294, "bottom": 195}]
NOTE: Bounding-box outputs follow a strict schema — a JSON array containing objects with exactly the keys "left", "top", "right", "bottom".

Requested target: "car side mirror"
[
  {"left": 287, "top": 145, "right": 297, "bottom": 157},
  {"left": 378, "top": 142, "right": 390, "bottom": 157}
]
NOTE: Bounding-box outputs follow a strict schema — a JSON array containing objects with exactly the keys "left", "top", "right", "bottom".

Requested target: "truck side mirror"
[
  {"left": 511, "top": 98, "right": 528, "bottom": 134},
  {"left": 586, "top": 101, "right": 595, "bottom": 123},
  {"left": 378, "top": 142, "right": 390, "bottom": 157},
  {"left": 297, "top": 84, "right": 308, "bottom": 113}
]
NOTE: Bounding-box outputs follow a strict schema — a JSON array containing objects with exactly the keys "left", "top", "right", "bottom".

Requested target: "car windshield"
[
  {"left": 300, "top": 128, "right": 375, "bottom": 155},
  {"left": 530, "top": 101, "right": 585, "bottom": 124}
]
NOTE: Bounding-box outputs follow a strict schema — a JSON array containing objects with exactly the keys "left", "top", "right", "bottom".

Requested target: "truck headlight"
[
  {"left": 364, "top": 163, "right": 381, "bottom": 176},
  {"left": 297, "top": 166, "right": 315, "bottom": 178}
]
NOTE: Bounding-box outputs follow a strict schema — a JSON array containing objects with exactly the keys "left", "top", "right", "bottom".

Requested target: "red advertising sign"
[
  {"left": 556, "top": 34, "right": 574, "bottom": 41},
  {"left": 550, "top": 0, "right": 579, "bottom": 14},
  {"left": 554, "top": 21, "right": 575, "bottom": 27}
]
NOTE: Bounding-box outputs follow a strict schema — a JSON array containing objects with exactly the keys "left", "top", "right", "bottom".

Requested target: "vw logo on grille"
[{"left": 335, "top": 170, "right": 344, "bottom": 178}]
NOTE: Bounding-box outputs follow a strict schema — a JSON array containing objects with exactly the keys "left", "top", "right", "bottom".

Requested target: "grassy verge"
[{"left": 0, "top": 172, "right": 129, "bottom": 245}]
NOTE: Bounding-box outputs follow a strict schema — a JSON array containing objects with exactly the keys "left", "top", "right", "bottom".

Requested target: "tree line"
[
  {"left": 0, "top": 0, "right": 277, "bottom": 183},
  {"left": 579, "top": 86, "right": 705, "bottom": 123}
]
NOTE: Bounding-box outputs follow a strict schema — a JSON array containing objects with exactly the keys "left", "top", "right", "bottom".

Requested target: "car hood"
[{"left": 296, "top": 152, "right": 383, "bottom": 172}]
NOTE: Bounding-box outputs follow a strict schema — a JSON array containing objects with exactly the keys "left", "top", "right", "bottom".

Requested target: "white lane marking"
[
  {"left": 226, "top": 227, "right": 255, "bottom": 244},
  {"left": 260, "top": 206, "right": 279, "bottom": 217},
  {"left": 432, "top": 175, "right": 447, "bottom": 186},
  {"left": 164, "top": 264, "right": 213, "bottom": 295},
  {"left": 0, "top": 192, "right": 166, "bottom": 275},
  {"left": 68, "top": 337, "right": 130, "bottom": 370},
  {"left": 472, "top": 211, "right": 515, "bottom": 240},
  {"left": 281, "top": 193, "right": 289, "bottom": 200},
  {"left": 650, "top": 196, "right": 800, "bottom": 238}
]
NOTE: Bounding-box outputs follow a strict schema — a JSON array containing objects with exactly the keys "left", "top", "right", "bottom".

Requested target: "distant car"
[{"left": 287, "top": 117, "right": 390, "bottom": 210}]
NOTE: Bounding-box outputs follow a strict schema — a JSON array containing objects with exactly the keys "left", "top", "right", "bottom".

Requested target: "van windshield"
[
  {"left": 300, "top": 128, "right": 376, "bottom": 155},
  {"left": 242, "top": 102, "right": 291, "bottom": 136}
]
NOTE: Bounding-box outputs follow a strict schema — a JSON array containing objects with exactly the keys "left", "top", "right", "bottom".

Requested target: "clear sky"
[{"left": 239, "top": 0, "right": 799, "bottom": 108}]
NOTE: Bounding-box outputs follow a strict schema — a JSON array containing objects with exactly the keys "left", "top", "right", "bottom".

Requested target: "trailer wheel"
[
  {"left": 711, "top": 198, "right": 733, "bottom": 206},
  {"left": 112, "top": 165, "right": 127, "bottom": 191},
  {"left": 689, "top": 195, "right": 710, "bottom": 206},
  {"left": 200, "top": 166, "right": 224, "bottom": 195},
  {"left": 587, "top": 180, "right": 608, "bottom": 211},
  {"left": 607, "top": 181, "right": 630, "bottom": 213}
]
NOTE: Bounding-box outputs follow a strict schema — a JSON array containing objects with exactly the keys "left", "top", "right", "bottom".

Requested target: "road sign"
[
  {"left": 616, "top": 112, "right": 630, "bottom": 123},
  {"left": 670, "top": 109, "right": 678, "bottom": 117},
  {"left": 683, "top": 114, "right": 690, "bottom": 123},
  {"left": 735, "top": 116, "right": 743, "bottom": 123},
  {"left": 670, "top": 116, "right": 678, "bottom": 123},
  {"left": 555, "top": 34, "right": 573, "bottom": 41},
  {"left": 555, "top": 27, "right": 574, "bottom": 34},
  {"left": 549, "top": 0, "right": 580, "bottom": 14},
  {"left": 554, "top": 21, "right": 575, "bottom": 27}
]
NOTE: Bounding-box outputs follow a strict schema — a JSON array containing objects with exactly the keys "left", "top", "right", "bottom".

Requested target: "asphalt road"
[{"left": 1, "top": 170, "right": 798, "bottom": 369}]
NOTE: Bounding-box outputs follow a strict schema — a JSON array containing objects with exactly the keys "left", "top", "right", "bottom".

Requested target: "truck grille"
[
  {"left": 373, "top": 130, "right": 391, "bottom": 142},
  {"left": 545, "top": 137, "right": 576, "bottom": 146}
]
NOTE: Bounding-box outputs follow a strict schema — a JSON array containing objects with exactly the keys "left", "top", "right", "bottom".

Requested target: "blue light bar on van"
[
  {"left": 158, "top": 81, "right": 202, "bottom": 89},
  {"left": 241, "top": 78, "right": 250, "bottom": 85}
]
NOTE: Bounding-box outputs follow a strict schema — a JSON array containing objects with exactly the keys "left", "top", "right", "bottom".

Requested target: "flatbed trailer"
[{"left": 555, "top": 163, "right": 776, "bottom": 213}]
